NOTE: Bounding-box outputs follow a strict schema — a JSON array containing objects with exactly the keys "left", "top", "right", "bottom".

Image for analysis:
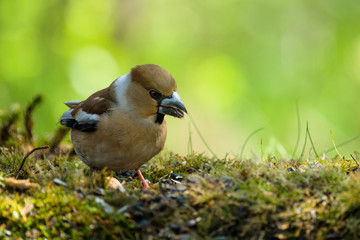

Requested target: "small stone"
[
  {"left": 132, "top": 202, "right": 144, "bottom": 211},
  {"left": 171, "top": 179, "right": 183, "bottom": 185},
  {"left": 94, "top": 197, "right": 114, "bottom": 214},
  {"left": 160, "top": 183, "right": 173, "bottom": 191},
  {"left": 170, "top": 173, "right": 183, "bottom": 180},
  {"left": 203, "top": 165, "right": 212, "bottom": 172},
  {"left": 135, "top": 219, "right": 147, "bottom": 227},
  {"left": 187, "top": 178, "right": 200, "bottom": 184},
  {"left": 117, "top": 205, "right": 128, "bottom": 214},
  {"left": 76, "top": 188, "right": 85, "bottom": 198},
  {"left": 177, "top": 234, "right": 191, "bottom": 240},
  {"left": 161, "top": 179, "right": 172, "bottom": 184},
  {"left": 26, "top": 229, "right": 40, "bottom": 239},
  {"left": 107, "top": 177, "right": 126, "bottom": 192},
  {"left": 169, "top": 223, "right": 184, "bottom": 234},
  {"left": 186, "top": 217, "right": 201, "bottom": 227},
  {"left": 172, "top": 161, "right": 181, "bottom": 167},
  {"left": 326, "top": 232, "right": 340, "bottom": 239},
  {"left": 298, "top": 167, "right": 306, "bottom": 173},
  {"left": 287, "top": 167, "right": 295, "bottom": 172},
  {"left": 13, "top": 211, "right": 19, "bottom": 219},
  {"left": 53, "top": 178, "right": 67, "bottom": 187},
  {"left": 4, "top": 229, "right": 12, "bottom": 236},
  {"left": 93, "top": 186, "right": 105, "bottom": 196},
  {"left": 222, "top": 176, "right": 233, "bottom": 182},
  {"left": 310, "top": 209, "right": 316, "bottom": 218},
  {"left": 158, "top": 227, "right": 171, "bottom": 238},
  {"left": 310, "top": 162, "right": 319, "bottom": 167},
  {"left": 116, "top": 170, "right": 135, "bottom": 178}
]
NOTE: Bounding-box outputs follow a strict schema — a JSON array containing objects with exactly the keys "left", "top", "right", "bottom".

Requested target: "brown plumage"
[
  {"left": 71, "top": 108, "right": 167, "bottom": 170},
  {"left": 60, "top": 64, "right": 187, "bottom": 187}
]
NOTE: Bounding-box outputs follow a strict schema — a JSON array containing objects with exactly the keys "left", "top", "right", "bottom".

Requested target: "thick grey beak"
[{"left": 158, "top": 91, "right": 187, "bottom": 118}]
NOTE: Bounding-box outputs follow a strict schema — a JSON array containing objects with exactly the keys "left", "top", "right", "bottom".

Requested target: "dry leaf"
[
  {"left": 20, "top": 203, "right": 34, "bottom": 221},
  {"left": 5, "top": 177, "right": 39, "bottom": 191}
]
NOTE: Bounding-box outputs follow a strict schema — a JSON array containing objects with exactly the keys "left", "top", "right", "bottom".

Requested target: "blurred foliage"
[{"left": 1, "top": 0, "right": 360, "bottom": 157}]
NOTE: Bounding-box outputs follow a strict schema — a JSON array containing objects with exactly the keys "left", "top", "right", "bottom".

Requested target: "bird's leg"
[{"left": 136, "top": 169, "right": 149, "bottom": 189}]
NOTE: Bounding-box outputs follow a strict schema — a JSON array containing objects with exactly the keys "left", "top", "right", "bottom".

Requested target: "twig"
[
  {"left": 16, "top": 146, "right": 49, "bottom": 179},
  {"left": 0, "top": 110, "right": 20, "bottom": 144},
  {"left": 351, "top": 154, "right": 359, "bottom": 167}
]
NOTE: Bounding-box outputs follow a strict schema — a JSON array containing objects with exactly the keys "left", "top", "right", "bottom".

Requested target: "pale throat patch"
[
  {"left": 113, "top": 72, "right": 160, "bottom": 127},
  {"left": 113, "top": 73, "right": 131, "bottom": 112}
]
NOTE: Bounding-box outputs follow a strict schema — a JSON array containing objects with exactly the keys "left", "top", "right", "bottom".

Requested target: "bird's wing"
[{"left": 60, "top": 88, "right": 116, "bottom": 132}]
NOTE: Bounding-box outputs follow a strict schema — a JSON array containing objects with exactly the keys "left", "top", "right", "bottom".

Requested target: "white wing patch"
[{"left": 75, "top": 110, "right": 100, "bottom": 124}]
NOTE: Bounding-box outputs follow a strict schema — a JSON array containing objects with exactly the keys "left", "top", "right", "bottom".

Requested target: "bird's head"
[{"left": 124, "top": 64, "right": 187, "bottom": 124}]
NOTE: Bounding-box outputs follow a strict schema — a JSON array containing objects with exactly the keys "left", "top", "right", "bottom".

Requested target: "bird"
[{"left": 60, "top": 64, "right": 187, "bottom": 188}]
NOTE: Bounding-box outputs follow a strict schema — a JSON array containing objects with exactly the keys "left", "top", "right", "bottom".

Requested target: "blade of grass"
[
  {"left": 260, "top": 138, "right": 267, "bottom": 162},
  {"left": 299, "top": 122, "right": 308, "bottom": 161},
  {"left": 187, "top": 120, "right": 193, "bottom": 155},
  {"left": 291, "top": 100, "right": 301, "bottom": 159},
  {"left": 306, "top": 122, "right": 319, "bottom": 158},
  {"left": 188, "top": 114, "right": 217, "bottom": 159},
  {"left": 240, "top": 127, "right": 264, "bottom": 160},
  {"left": 330, "top": 131, "right": 342, "bottom": 159},
  {"left": 324, "top": 135, "right": 359, "bottom": 154}
]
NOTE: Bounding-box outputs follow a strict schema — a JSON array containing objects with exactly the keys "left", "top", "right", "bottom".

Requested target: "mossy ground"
[{"left": 1, "top": 100, "right": 360, "bottom": 239}]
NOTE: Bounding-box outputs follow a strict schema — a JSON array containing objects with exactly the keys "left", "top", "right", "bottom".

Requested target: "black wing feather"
[{"left": 60, "top": 109, "right": 97, "bottom": 132}]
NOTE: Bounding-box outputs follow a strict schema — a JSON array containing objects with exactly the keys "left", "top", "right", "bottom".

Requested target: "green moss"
[{"left": 2, "top": 103, "right": 360, "bottom": 239}]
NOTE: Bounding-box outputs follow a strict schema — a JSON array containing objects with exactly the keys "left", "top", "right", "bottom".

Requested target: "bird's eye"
[{"left": 149, "top": 89, "right": 161, "bottom": 99}]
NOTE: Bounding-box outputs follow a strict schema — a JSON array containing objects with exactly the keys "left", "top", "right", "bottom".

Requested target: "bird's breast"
[{"left": 70, "top": 109, "right": 167, "bottom": 170}]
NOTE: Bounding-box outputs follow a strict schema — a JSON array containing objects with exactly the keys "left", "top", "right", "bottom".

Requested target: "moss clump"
[{"left": 1, "top": 100, "right": 360, "bottom": 239}]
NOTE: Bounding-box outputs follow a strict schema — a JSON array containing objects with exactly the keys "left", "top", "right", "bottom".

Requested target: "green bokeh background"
[{"left": 1, "top": 0, "right": 360, "bottom": 158}]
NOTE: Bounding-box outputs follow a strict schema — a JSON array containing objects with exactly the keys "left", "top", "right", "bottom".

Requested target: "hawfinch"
[{"left": 60, "top": 64, "right": 187, "bottom": 188}]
